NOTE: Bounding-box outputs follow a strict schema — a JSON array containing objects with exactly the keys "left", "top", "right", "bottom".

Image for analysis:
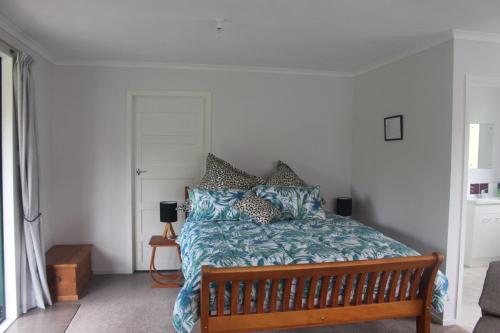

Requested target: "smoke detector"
[{"left": 215, "top": 18, "right": 226, "bottom": 38}]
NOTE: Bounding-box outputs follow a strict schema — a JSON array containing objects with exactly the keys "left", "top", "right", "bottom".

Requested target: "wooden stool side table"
[{"left": 149, "top": 236, "right": 184, "bottom": 288}]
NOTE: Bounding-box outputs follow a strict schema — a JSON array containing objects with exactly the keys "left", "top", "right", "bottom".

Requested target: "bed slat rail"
[{"left": 200, "top": 252, "right": 443, "bottom": 333}]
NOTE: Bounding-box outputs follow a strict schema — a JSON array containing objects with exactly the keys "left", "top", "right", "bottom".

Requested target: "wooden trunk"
[{"left": 46, "top": 244, "right": 93, "bottom": 302}]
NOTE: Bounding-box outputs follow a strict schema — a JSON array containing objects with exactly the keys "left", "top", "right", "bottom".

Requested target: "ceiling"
[{"left": 0, "top": 0, "right": 500, "bottom": 74}]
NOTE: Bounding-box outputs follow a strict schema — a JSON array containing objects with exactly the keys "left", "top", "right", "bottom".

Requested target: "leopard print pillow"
[
  {"left": 199, "top": 153, "right": 264, "bottom": 190},
  {"left": 234, "top": 193, "right": 281, "bottom": 225},
  {"left": 266, "top": 160, "right": 308, "bottom": 187}
]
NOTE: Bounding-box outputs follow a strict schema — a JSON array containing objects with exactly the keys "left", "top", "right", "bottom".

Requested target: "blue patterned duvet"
[{"left": 172, "top": 214, "right": 448, "bottom": 333}]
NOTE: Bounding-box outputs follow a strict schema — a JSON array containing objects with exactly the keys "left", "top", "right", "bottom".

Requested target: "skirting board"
[{"left": 92, "top": 269, "right": 134, "bottom": 275}]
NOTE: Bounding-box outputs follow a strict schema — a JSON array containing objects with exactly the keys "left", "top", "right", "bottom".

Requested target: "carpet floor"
[{"left": 63, "top": 273, "right": 469, "bottom": 333}]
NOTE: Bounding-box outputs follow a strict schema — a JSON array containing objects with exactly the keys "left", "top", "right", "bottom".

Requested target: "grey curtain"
[{"left": 13, "top": 52, "right": 52, "bottom": 312}]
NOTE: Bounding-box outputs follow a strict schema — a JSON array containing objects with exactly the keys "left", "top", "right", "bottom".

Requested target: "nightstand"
[{"left": 149, "top": 236, "right": 184, "bottom": 288}]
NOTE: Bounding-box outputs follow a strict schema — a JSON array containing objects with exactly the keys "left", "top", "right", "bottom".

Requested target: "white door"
[{"left": 132, "top": 92, "right": 211, "bottom": 271}]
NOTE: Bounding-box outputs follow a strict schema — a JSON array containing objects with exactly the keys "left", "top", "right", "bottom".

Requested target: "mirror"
[{"left": 468, "top": 123, "right": 494, "bottom": 169}]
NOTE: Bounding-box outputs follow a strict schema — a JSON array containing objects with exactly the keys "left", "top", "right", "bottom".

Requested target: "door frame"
[
  {"left": 125, "top": 90, "right": 212, "bottom": 273},
  {"left": 0, "top": 47, "right": 21, "bottom": 329},
  {"left": 454, "top": 75, "right": 500, "bottom": 325}
]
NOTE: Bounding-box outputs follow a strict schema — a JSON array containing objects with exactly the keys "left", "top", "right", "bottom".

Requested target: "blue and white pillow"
[
  {"left": 188, "top": 188, "right": 247, "bottom": 221},
  {"left": 254, "top": 185, "right": 326, "bottom": 220}
]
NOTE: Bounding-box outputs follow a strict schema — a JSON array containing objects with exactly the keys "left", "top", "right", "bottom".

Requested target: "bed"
[{"left": 172, "top": 213, "right": 448, "bottom": 333}]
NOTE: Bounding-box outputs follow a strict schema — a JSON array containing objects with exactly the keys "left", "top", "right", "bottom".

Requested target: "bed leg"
[{"left": 416, "top": 308, "right": 430, "bottom": 333}]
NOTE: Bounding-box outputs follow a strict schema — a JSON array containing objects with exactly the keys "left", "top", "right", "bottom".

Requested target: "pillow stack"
[{"left": 187, "top": 153, "right": 326, "bottom": 225}]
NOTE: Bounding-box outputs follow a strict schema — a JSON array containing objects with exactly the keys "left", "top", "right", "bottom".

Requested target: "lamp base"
[{"left": 162, "top": 223, "right": 177, "bottom": 240}]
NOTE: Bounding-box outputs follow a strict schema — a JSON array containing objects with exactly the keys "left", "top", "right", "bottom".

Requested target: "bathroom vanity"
[{"left": 465, "top": 197, "right": 500, "bottom": 267}]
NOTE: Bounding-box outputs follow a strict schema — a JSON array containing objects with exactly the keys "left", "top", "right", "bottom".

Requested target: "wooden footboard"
[{"left": 200, "top": 253, "right": 443, "bottom": 333}]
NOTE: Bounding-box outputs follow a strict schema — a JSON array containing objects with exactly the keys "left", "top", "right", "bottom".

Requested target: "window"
[{"left": 0, "top": 46, "right": 19, "bottom": 331}]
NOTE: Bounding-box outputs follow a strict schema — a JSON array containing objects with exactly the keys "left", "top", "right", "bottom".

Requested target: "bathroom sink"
[{"left": 470, "top": 197, "right": 500, "bottom": 205}]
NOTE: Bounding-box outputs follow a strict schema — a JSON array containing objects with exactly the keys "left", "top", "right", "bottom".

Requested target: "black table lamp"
[
  {"left": 336, "top": 197, "right": 352, "bottom": 217},
  {"left": 160, "top": 201, "right": 178, "bottom": 239}
]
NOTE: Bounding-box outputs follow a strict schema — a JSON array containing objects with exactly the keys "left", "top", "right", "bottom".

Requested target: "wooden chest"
[{"left": 46, "top": 244, "right": 93, "bottom": 301}]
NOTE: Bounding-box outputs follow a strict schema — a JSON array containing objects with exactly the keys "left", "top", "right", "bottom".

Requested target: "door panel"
[
  {"left": 133, "top": 93, "right": 210, "bottom": 271},
  {"left": 141, "top": 112, "right": 201, "bottom": 135},
  {"left": 141, "top": 179, "right": 194, "bottom": 204},
  {"left": 141, "top": 144, "right": 202, "bottom": 166}
]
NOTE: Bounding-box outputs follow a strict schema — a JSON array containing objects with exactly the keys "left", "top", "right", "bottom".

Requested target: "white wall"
[
  {"left": 352, "top": 41, "right": 453, "bottom": 258},
  {"left": 447, "top": 39, "right": 500, "bottom": 325},
  {"left": 0, "top": 27, "right": 55, "bottom": 251},
  {"left": 50, "top": 66, "right": 353, "bottom": 273}
]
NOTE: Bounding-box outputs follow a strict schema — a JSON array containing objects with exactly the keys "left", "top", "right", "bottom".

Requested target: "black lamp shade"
[
  {"left": 336, "top": 197, "right": 352, "bottom": 217},
  {"left": 160, "top": 201, "right": 178, "bottom": 223}
]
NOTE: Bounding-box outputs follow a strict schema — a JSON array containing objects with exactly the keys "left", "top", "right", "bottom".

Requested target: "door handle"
[{"left": 136, "top": 168, "right": 147, "bottom": 176}]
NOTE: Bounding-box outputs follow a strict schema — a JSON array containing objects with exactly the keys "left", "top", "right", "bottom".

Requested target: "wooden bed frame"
[
  {"left": 200, "top": 254, "right": 443, "bottom": 333},
  {"left": 184, "top": 188, "right": 444, "bottom": 333}
]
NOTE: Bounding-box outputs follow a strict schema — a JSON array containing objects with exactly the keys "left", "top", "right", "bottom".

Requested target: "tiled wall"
[
  {"left": 470, "top": 182, "right": 500, "bottom": 195},
  {"left": 469, "top": 183, "right": 488, "bottom": 195}
]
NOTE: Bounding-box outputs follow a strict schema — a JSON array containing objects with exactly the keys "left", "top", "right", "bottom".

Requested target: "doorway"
[
  {"left": 129, "top": 91, "right": 211, "bottom": 271},
  {"left": 0, "top": 54, "right": 4, "bottom": 325},
  {"left": 0, "top": 46, "right": 20, "bottom": 331},
  {"left": 459, "top": 77, "right": 500, "bottom": 331}
]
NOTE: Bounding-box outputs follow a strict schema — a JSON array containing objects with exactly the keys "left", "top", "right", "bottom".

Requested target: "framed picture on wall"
[{"left": 384, "top": 115, "right": 403, "bottom": 141}]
